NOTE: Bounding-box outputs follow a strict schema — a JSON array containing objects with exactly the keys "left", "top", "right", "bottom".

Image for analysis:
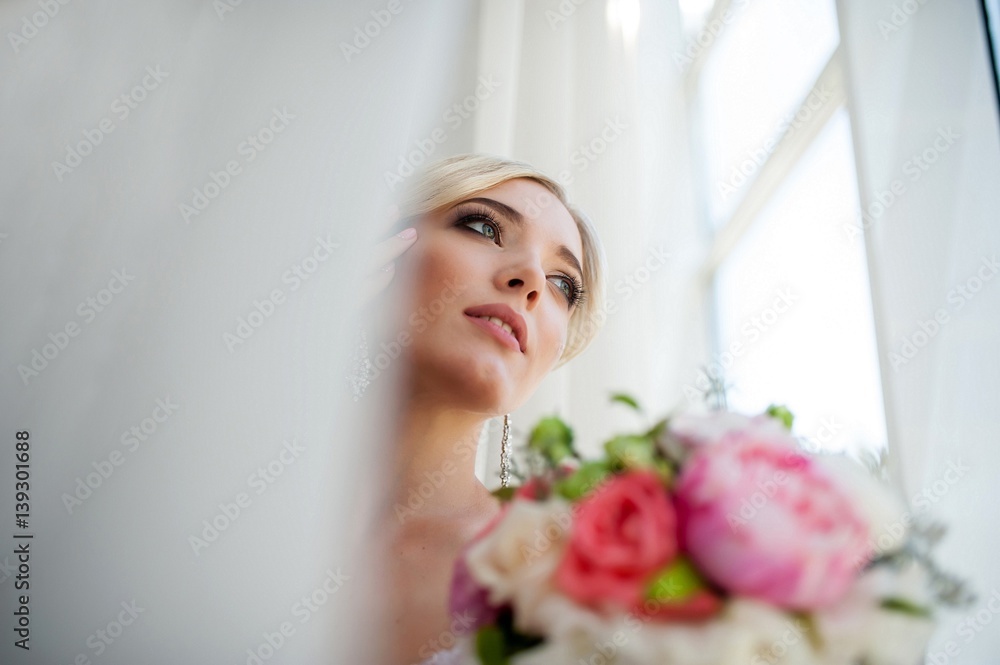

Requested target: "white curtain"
[
  {"left": 838, "top": 0, "right": 1000, "bottom": 659},
  {"left": 0, "top": 1, "right": 476, "bottom": 662}
]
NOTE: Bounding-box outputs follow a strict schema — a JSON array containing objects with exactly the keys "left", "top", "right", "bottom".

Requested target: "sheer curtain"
[
  {"left": 0, "top": 1, "right": 477, "bottom": 662},
  {"left": 839, "top": 0, "right": 1000, "bottom": 659}
]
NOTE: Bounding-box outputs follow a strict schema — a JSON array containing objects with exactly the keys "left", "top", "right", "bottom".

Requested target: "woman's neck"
[{"left": 385, "top": 393, "right": 496, "bottom": 525}]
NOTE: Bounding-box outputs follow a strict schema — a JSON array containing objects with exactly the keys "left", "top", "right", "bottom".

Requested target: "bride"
[{"left": 353, "top": 153, "right": 607, "bottom": 664}]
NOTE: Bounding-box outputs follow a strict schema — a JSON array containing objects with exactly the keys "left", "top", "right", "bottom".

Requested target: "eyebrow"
[{"left": 459, "top": 197, "right": 585, "bottom": 280}]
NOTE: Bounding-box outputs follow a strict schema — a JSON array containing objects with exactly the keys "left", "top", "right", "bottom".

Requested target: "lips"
[{"left": 463, "top": 303, "right": 528, "bottom": 354}]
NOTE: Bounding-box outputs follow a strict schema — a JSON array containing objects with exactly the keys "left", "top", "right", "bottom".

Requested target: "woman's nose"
[{"left": 501, "top": 258, "right": 546, "bottom": 308}]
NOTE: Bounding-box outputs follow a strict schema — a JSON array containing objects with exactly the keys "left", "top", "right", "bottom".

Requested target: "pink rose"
[
  {"left": 674, "top": 432, "right": 871, "bottom": 610},
  {"left": 555, "top": 470, "right": 677, "bottom": 610}
]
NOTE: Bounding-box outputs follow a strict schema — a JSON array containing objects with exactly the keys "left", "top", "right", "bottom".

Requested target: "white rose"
[
  {"left": 463, "top": 499, "right": 574, "bottom": 635},
  {"left": 818, "top": 454, "right": 910, "bottom": 563}
]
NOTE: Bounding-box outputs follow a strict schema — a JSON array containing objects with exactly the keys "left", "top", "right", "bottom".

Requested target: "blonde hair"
[{"left": 395, "top": 153, "right": 607, "bottom": 369}]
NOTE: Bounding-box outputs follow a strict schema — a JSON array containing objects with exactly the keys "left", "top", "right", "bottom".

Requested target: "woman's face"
[{"left": 390, "top": 178, "right": 586, "bottom": 414}]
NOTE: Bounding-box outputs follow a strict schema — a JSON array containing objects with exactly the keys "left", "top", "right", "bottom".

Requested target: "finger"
[{"left": 369, "top": 228, "right": 417, "bottom": 269}]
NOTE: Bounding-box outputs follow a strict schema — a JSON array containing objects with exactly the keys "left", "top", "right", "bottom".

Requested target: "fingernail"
[{"left": 395, "top": 227, "right": 417, "bottom": 240}]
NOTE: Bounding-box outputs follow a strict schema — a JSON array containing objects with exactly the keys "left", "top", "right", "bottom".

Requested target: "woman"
[{"left": 355, "top": 154, "right": 607, "bottom": 664}]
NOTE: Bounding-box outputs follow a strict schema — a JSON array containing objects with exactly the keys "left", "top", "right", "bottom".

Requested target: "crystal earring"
[
  {"left": 500, "top": 413, "right": 511, "bottom": 488},
  {"left": 348, "top": 324, "right": 373, "bottom": 401}
]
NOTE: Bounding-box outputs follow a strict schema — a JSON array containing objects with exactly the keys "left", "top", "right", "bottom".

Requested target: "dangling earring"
[
  {"left": 348, "top": 324, "right": 373, "bottom": 401},
  {"left": 500, "top": 413, "right": 511, "bottom": 488}
]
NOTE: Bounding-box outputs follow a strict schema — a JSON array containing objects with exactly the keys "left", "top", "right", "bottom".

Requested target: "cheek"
[
  {"left": 412, "top": 237, "right": 470, "bottom": 303},
  {"left": 535, "top": 308, "right": 570, "bottom": 367}
]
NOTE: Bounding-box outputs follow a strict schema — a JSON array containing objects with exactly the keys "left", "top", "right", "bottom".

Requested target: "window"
[{"left": 683, "top": 0, "right": 887, "bottom": 456}]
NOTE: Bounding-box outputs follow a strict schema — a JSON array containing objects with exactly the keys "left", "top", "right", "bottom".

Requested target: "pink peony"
[
  {"left": 674, "top": 431, "right": 871, "bottom": 610},
  {"left": 666, "top": 411, "right": 788, "bottom": 451},
  {"left": 555, "top": 470, "right": 678, "bottom": 610}
]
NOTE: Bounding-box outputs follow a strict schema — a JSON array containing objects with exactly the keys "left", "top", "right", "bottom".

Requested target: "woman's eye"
[
  {"left": 462, "top": 216, "right": 500, "bottom": 243},
  {"left": 550, "top": 275, "right": 575, "bottom": 301}
]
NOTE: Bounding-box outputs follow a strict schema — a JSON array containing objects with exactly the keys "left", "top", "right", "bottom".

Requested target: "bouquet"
[{"left": 444, "top": 395, "right": 970, "bottom": 665}]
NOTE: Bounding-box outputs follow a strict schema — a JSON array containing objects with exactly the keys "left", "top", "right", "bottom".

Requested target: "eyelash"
[{"left": 456, "top": 205, "right": 588, "bottom": 309}]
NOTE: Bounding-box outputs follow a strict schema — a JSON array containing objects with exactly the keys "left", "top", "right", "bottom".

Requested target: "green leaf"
[
  {"left": 527, "top": 416, "right": 575, "bottom": 466},
  {"left": 555, "top": 460, "right": 611, "bottom": 501},
  {"left": 645, "top": 557, "right": 706, "bottom": 603},
  {"left": 765, "top": 404, "right": 795, "bottom": 430},
  {"left": 475, "top": 626, "right": 508, "bottom": 665},
  {"left": 604, "top": 435, "right": 657, "bottom": 471},
  {"left": 475, "top": 608, "right": 545, "bottom": 664},
  {"left": 490, "top": 485, "right": 517, "bottom": 502},
  {"left": 880, "top": 597, "right": 933, "bottom": 618},
  {"left": 788, "top": 611, "right": 824, "bottom": 651},
  {"left": 610, "top": 392, "right": 642, "bottom": 411},
  {"left": 644, "top": 417, "right": 669, "bottom": 441}
]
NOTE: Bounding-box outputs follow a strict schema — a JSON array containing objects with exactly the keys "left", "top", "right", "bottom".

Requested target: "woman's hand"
[{"left": 359, "top": 205, "right": 418, "bottom": 305}]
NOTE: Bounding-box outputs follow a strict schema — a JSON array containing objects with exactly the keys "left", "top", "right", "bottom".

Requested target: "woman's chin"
[{"left": 435, "top": 349, "right": 516, "bottom": 407}]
